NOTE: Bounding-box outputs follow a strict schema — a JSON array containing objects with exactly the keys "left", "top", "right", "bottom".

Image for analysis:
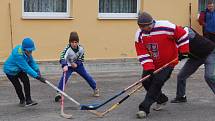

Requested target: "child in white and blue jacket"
[{"left": 55, "top": 32, "right": 99, "bottom": 102}]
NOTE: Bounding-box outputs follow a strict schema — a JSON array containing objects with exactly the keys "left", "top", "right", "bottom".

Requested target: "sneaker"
[
  {"left": 93, "top": 89, "right": 100, "bottom": 97},
  {"left": 136, "top": 111, "right": 147, "bottom": 119},
  {"left": 170, "top": 96, "right": 187, "bottom": 103},
  {"left": 25, "top": 100, "right": 38, "bottom": 107},
  {"left": 153, "top": 102, "right": 167, "bottom": 111},
  {"left": 55, "top": 94, "right": 62, "bottom": 102},
  {"left": 154, "top": 94, "right": 168, "bottom": 111},
  {"left": 19, "top": 100, "right": 25, "bottom": 107}
]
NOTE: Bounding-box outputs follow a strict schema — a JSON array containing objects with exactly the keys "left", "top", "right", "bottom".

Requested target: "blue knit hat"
[{"left": 22, "top": 38, "right": 36, "bottom": 51}]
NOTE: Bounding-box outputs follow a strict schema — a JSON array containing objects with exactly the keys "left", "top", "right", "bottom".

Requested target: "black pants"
[
  {"left": 139, "top": 66, "right": 174, "bottom": 114},
  {"left": 204, "top": 32, "right": 215, "bottom": 43},
  {"left": 6, "top": 72, "right": 31, "bottom": 102}
]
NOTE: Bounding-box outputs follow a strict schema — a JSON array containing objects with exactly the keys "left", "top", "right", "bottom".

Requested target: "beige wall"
[
  {"left": 143, "top": 0, "right": 200, "bottom": 31},
  {"left": 0, "top": 0, "right": 201, "bottom": 62},
  {"left": 0, "top": 0, "right": 12, "bottom": 62}
]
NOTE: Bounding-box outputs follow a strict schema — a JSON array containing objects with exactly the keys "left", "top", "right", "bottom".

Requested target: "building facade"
[{"left": 0, "top": 0, "right": 201, "bottom": 62}]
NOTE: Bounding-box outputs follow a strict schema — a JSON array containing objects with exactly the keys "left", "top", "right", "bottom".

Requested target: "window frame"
[
  {"left": 198, "top": 0, "right": 207, "bottom": 12},
  {"left": 22, "top": 0, "right": 71, "bottom": 19},
  {"left": 98, "top": 0, "right": 141, "bottom": 19},
  {"left": 198, "top": 0, "right": 215, "bottom": 12}
]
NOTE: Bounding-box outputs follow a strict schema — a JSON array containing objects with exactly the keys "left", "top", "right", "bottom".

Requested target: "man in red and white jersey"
[{"left": 135, "top": 12, "right": 189, "bottom": 119}]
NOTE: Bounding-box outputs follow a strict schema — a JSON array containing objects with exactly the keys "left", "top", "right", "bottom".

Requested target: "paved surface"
[{"left": 0, "top": 59, "right": 214, "bottom": 121}]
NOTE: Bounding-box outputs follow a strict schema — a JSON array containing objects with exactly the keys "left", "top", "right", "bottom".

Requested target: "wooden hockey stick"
[
  {"left": 45, "top": 80, "right": 80, "bottom": 106},
  {"left": 60, "top": 72, "right": 73, "bottom": 119},
  {"left": 81, "top": 58, "right": 177, "bottom": 110},
  {"left": 88, "top": 58, "right": 177, "bottom": 117},
  {"left": 88, "top": 84, "right": 143, "bottom": 117},
  {"left": 45, "top": 76, "right": 98, "bottom": 117}
]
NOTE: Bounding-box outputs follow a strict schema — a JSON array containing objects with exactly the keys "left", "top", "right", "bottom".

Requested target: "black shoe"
[
  {"left": 26, "top": 100, "right": 38, "bottom": 107},
  {"left": 55, "top": 94, "right": 61, "bottom": 102},
  {"left": 19, "top": 100, "right": 25, "bottom": 107},
  {"left": 171, "top": 96, "right": 187, "bottom": 103},
  {"left": 157, "top": 93, "right": 168, "bottom": 104}
]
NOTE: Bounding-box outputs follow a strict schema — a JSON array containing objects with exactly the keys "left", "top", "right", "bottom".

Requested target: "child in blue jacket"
[
  {"left": 55, "top": 32, "right": 99, "bottom": 102},
  {"left": 3, "top": 38, "right": 46, "bottom": 107}
]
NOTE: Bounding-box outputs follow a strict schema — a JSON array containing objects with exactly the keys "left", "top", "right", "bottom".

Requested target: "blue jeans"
[
  {"left": 176, "top": 49, "right": 215, "bottom": 97},
  {"left": 57, "top": 63, "right": 96, "bottom": 91}
]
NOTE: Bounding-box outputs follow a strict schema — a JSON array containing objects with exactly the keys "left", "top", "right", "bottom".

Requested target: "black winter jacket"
[{"left": 187, "top": 27, "right": 215, "bottom": 59}]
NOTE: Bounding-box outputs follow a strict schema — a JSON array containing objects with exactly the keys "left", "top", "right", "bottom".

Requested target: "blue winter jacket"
[
  {"left": 205, "top": 10, "right": 215, "bottom": 33},
  {"left": 3, "top": 45, "right": 39, "bottom": 78}
]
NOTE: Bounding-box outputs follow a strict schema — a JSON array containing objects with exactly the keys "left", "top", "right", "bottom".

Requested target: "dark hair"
[
  {"left": 69, "top": 32, "right": 79, "bottom": 43},
  {"left": 208, "top": 0, "right": 214, "bottom": 4}
]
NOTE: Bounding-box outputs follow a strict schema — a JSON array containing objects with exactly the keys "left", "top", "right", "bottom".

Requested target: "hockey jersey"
[{"left": 135, "top": 20, "right": 189, "bottom": 70}]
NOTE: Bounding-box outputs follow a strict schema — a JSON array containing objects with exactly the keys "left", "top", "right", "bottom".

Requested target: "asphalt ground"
[{"left": 0, "top": 60, "right": 215, "bottom": 121}]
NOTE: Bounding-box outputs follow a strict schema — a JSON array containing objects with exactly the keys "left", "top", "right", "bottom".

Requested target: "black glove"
[
  {"left": 178, "top": 53, "right": 189, "bottom": 61},
  {"left": 36, "top": 76, "right": 46, "bottom": 83},
  {"left": 141, "top": 69, "right": 154, "bottom": 86},
  {"left": 144, "top": 69, "right": 154, "bottom": 80},
  {"left": 146, "top": 69, "right": 154, "bottom": 75}
]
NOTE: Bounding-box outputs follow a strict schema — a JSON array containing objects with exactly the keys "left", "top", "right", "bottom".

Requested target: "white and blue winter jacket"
[{"left": 59, "top": 44, "right": 84, "bottom": 67}]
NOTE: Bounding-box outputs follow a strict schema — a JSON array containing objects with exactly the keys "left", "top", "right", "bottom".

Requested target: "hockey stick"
[
  {"left": 45, "top": 80, "right": 80, "bottom": 106},
  {"left": 60, "top": 72, "right": 73, "bottom": 119},
  {"left": 89, "top": 84, "right": 143, "bottom": 117},
  {"left": 81, "top": 58, "right": 177, "bottom": 110},
  {"left": 45, "top": 76, "right": 97, "bottom": 116}
]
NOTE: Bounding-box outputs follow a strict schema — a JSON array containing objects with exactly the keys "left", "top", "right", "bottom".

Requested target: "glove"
[
  {"left": 36, "top": 70, "right": 41, "bottom": 77},
  {"left": 178, "top": 53, "right": 189, "bottom": 61},
  {"left": 143, "top": 69, "right": 154, "bottom": 80},
  {"left": 71, "top": 63, "right": 78, "bottom": 68},
  {"left": 141, "top": 69, "right": 154, "bottom": 87},
  {"left": 63, "top": 66, "right": 68, "bottom": 72},
  {"left": 145, "top": 69, "right": 154, "bottom": 76},
  {"left": 36, "top": 76, "right": 46, "bottom": 83}
]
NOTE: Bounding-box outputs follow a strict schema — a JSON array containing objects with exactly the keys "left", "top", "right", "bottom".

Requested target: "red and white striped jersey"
[{"left": 135, "top": 20, "right": 189, "bottom": 70}]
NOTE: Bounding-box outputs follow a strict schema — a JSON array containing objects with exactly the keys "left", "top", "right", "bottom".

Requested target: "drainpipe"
[
  {"left": 9, "top": 1, "right": 13, "bottom": 50},
  {"left": 189, "top": 2, "right": 192, "bottom": 27}
]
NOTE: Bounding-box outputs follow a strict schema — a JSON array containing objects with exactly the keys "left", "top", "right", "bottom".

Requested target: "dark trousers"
[
  {"left": 204, "top": 32, "right": 215, "bottom": 43},
  {"left": 139, "top": 66, "right": 174, "bottom": 114},
  {"left": 6, "top": 72, "right": 31, "bottom": 102},
  {"left": 176, "top": 50, "right": 215, "bottom": 97}
]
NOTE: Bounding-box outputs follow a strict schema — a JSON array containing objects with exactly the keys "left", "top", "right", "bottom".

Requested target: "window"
[
  {"left": 198, "top": 0, "right": 215, "bottom": 12},
  {"left": 22, "top": 0, "right": 70, "bottom": 19},
  {"left": 98, "top": 0, "right": 141, "bottom": 19}
]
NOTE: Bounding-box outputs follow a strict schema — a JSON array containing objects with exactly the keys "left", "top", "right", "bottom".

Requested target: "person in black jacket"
[{"left": 171, "top": 27, "right": 215, "bottom": 103}]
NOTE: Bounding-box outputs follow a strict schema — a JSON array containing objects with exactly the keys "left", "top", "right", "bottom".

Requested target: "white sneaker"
[
  {"left": 136, "top": 111, "right": 147, "bottom": 119},
  {"left": 93, "top": 89, "right": 100, "bottom": 97},
  {"left": 153, "top": 102, "right": 167, "bottom": 111}
]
